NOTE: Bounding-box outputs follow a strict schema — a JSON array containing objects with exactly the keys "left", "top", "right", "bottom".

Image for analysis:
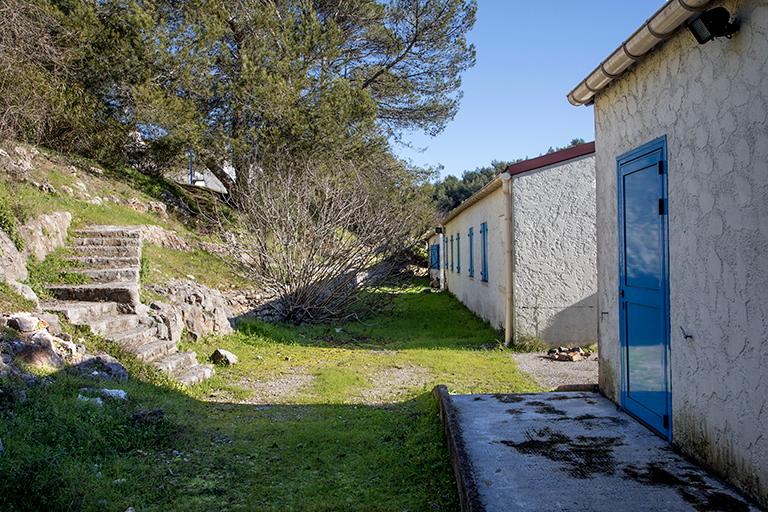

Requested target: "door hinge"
[
  {"left": 663, "top": 414, "right": 669, "bottom": 429},
  {"left": 658, "top": 160, "right": 664, "bottom": 175},
  {"left": 658, "top": 198, "right": 666, "bottom": 215}
]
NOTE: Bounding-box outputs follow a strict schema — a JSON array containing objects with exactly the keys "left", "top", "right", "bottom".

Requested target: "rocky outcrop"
[
  {"left": 0, "top": 312, "right": 128, "bottom": 383},
  {"left": 19, "top": 211, "right": 72, "bottom": 262},
  {"left": 139, "top": 225, "right": 190, "bottom": 251},
  {"left": 0, "top": 210, "right": 72, "bottom": 308},
  {"left": 147, "top": 279, "right": 233, "bottom": 340}
]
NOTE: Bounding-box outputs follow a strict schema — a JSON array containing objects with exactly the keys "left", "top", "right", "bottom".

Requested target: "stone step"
[
  {"left": 176, "top": 364, "right": 215, "bottom": 387},
  {"left": 72, "top": 237, "right": 141, "bottom": 247},
  {"left": 42, "top": 300, "right": 120, "bottom": 324},
  {"left": 73, "top": 226, "right": 141, "bottom": 239},
  {"left": 78, "top": 268, "right": 139, "bottom": 284},
  {"left": 109, "top": 324, "right": 158, "bottom": 346},
  {"left": 88, "top": 314, "right": 141, "bottom": 336},
  {"left": 130, "top": 339, "right": 177, "bottom": 362},
  {"left": 46, "top": 283, "right": 140, "bottom": 307},
  {"left": 72, "top": 245, "right": 141, "bottom": 258},
  {"left": 66, "top": 256, "right": 141, "bottom": 269},
  {"left": 153, "top": 351, "right": 198, "bottom": 376}
]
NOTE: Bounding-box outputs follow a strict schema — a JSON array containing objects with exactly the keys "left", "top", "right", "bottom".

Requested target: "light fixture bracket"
[{"left": 687, "top": 7, "right": 740, "bottom": 44}]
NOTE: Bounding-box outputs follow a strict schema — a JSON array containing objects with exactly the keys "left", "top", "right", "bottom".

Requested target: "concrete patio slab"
[{"left": 434, "top": 386, "right": 759, "bottom": 512}]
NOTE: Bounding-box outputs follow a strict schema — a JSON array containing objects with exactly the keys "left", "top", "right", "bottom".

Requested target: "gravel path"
[{"left": 512, "top": 352, "right": 598, "bottom": 391}]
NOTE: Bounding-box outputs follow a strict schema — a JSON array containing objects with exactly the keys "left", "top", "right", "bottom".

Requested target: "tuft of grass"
[
  {"left": 0, "top": 282, "right": 36, "bottom": 313},
  {"left": 509, "top": 334, "right": 550, "bottom": 353},
  {"left": 25, "top": 250, "right": 89, "bottom": 298}
]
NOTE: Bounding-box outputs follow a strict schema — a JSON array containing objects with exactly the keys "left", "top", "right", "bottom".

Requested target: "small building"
[
  {"left": 568, "top": 0, "right": 767, "bottom": 505},
  {"left": 435, "top": 143, "right": 597, "bottom": 346}
]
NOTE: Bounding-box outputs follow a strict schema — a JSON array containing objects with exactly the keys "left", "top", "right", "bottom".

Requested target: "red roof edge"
[{"left": 505, "top": 141, "right": 595, "bottom": 176}]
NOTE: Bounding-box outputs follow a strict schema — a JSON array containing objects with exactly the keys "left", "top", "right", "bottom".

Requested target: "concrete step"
[
  {"left": 66, "top": 256, "right": 140, "bottom": 269},
  {"left": 176, "top": 364, "right": 215, "bottom": 386},
  {"left": 109, "top": 324, "right": 158, "bottom": 346},
  {"left": 88, "top": 314, "right": 141, "bottom": 336},
  {"left": 73, "top": 226, "right": 141, "bottom": 239},
  {"left": 72, "top": 245, "right": 141, "bottom": 258},
  {"left": 78, "top": 268, "right": 139, "bottom": 284},
  {"left": 42, "top": 300, "right": 120, "bottom": 324},
  {"left": 72, "top": 237, "right": 141, "bottom": 247},
  {"left": 130, "top": 339, "right": 177, "bottom": 362},
  {"left": 153, "top": 351, "right": 198, "bottom": 376},
  {"left": 46, "top": 283, "right": 140, "bottom": 307}
]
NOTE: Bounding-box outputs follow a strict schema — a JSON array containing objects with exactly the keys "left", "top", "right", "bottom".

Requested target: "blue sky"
[{"left": 394, "top": 0, "right": 664, "bottom": 178}]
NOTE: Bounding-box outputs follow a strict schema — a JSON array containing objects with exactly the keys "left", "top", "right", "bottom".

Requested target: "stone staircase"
[{"left": 41, "top": 225, "right": 214, "bottom": 386}]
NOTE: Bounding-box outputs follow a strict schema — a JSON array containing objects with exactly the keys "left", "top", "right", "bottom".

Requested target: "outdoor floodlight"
[
  {"left": 687, "top": 7, "right": 740, "bottom": 44},
  {"left": 435, "top": 226, "right": 444, "bottom": 234}
]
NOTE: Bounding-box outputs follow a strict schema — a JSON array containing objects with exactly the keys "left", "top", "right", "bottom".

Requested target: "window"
[
  {"left": 450, "top": 235, "right": 454, "bottom": 272},
  {"left": 444, "top": 237, "right": 448, "bottom": 269},
  {"left": 456, "top": 233, "right": 461, "bottom": 273},
  {"left": 480, "top": 222, "right": 489, "bottom": 282},
  {"left": 429, "top": 244, "right": 440, "bottom": 270},
  {"left": 468, "top": 227, "right": 474, "bottom": 278}
]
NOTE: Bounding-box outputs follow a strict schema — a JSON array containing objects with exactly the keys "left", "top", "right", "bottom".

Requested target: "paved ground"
[
  {"left": 512, "top": 352, "right": 598, "bottom": 390},
  {"left": 439, "top": 390, "right": 758, "bottom": 512}
]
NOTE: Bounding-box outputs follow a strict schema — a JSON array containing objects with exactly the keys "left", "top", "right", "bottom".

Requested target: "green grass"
[
  {"left": 142, "top": 244, "right": 250, "bottom": 290},
  {"left": 0, "top": 279, "right": 539, "bottom": 511},
  {"left": 0, "top": 282, "right": 36, "bottom": 312},
  {"left": 24, "top": 249, "right": 89, "bottom": 298}
]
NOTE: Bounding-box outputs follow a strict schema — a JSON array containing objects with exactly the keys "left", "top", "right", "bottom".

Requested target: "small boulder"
[
  {"left": 9, "top": 282, "right": 39, "bottom": 306},
  {"left": 77, "top": 394, "right": 104, "bottom": 406},
  {"left": 131, "top": 408, "right": 164, "bottom": 425},
  {"left": 80, "top": 388, "right": 128, "bottom": 401},
  {"left": 8, "top": 314, "right": 41, "bottom": 333},
  {"left": 210, "top": 348, "right": 238, "bottom": 366},
  {"left": 14, "top": 344, "right": 64, "bottom": 369}
]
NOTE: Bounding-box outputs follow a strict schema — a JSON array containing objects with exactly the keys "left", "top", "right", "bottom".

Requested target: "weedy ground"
[{"left": 0, "top": 280, "right": 540, "bottom": 512}]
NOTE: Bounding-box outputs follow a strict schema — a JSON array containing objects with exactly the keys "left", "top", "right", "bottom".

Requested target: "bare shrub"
[{"left": 223, "top": 157, "right": 431, "bottom": 323}]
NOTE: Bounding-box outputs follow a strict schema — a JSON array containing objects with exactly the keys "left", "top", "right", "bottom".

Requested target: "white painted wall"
[
  {"left": 444, "top": 185, "right": 507, "bottom": 330},
  {"left": 513, "top": 155, "right": 597, "bottom": 344},
  {"left": 443, "top": 157, "right": 598, "bottom": 343},
  {"left": 593, "top": 0, "right": 768, "bottom": 504}
]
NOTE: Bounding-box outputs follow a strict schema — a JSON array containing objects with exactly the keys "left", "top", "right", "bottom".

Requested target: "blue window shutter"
[
  {"left": 444, "top": 238, "right": 448, "bottom": 269},
  {"left": 481, "top": 222, "right": 489, "bottom": 282},
  {"left": 450, "top": 235, "right": 454, "bottom": 272},
  {"left": 457, "top": 233, "right": 461, "bottom": 273},
  {"left": 468, "top": 227, "right": 474, "bottom": 277}
]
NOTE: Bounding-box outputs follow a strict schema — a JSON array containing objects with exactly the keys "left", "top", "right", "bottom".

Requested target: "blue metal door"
[{"left": 617, "top": 137, "right": 671, "bottom": 439}]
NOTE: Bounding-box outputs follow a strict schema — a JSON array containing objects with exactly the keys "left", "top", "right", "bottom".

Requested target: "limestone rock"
[
  {"left": 18, "top": 211, "right": 72, "bottom": 262},
  {"left": 8, "top": 314, "right": 41, "bottom": 332},
  {"left": 131, "top": 408, "right": 164, "bottom": 425},
  {"left": 210, "top": 348, "right": 238, "bottom": 366},
  {"left": 0, "top": 229, "right": 27, "bottom": 283},
  {"left": 140, "top": 225, "right": 189, "bottom": 251},
  {"left": 14, "top": 344, "right": 64, "bottom": 369},
  {"left": 147, "top": 280, "right": 233, "bottom": 339},
  {"left": 80, "top": 388, "right": 128, "bottom": 401},
  {"left": 9, "top": 282, "right": 38, "bottom": 307},
  {"left": 77, "top": 394, "right": 104, "bottom": 406},
  {"left": 77, "top": 352, "right": 129, "bottom": 381},
  {"left": 150, "top": 301, "right": 184, "bottom": 343},
  {"left": 148, "top": 201, "right": 168, "bottom": 219}
]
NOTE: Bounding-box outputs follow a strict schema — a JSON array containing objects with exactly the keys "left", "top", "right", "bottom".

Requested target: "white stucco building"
[
  {"left": 429, "top": 143, "right": 598, "bottom": 346},
  {"left": 568, "top": 0, "right": 767, "bottom": 505}
]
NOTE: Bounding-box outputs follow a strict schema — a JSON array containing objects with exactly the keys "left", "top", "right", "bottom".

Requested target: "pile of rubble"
[
  {"left": 546, "top": 346, "right": 595, "bottom": 362},
  {"left": 0, "top": 312, "right": 128, "bottom": 383}
]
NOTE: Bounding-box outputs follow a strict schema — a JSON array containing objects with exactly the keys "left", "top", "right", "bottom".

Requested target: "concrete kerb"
[{"left": 432, "top": 385, "right": 485, "bottom": 512}]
